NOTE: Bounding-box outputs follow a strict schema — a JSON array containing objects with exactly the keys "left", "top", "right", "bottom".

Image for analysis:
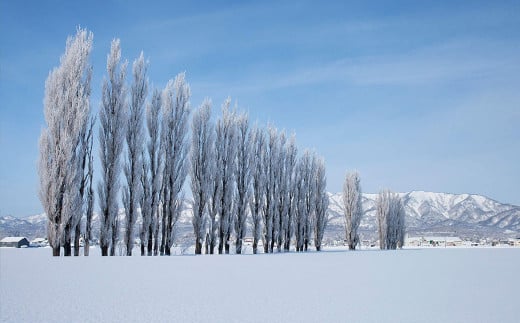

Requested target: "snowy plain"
[{"left": 1, "top": 247, "right": 519, "bottom": 323}]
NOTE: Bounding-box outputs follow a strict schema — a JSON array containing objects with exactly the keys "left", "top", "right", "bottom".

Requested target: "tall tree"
[
  {"left": 38, "top": 28, "right": 93, "bottom": 256},
  {"left": 313, "top": 157, "right": 328, "bottom": 251},
  {"left": 75, "top": 116, "right": 95, "bottom": 256},
  {"left": 274, "top": 131, "right": 286, "bottom": 252},
  {"left": 234, "top": 112, "right": 253, "bottom": 254},
  {"left": 123, "top": 52, "right": 148, "bottom": 256},
  {"left": 83, "top": 117, "right": 95, "bottom": 256},
  {"left": 98, "top": 39, "right": 128, "bottom": 256},
  {"left": 207, "top": 135, "right": 221, "bottom": 255},
  {"left": 216, "top": 99, "right": 237, "bottom": 254},
  {"left": 283, "top": 135, "right": 298, "bottom": 251},
  {"left": 295, "top": 150, "right": 316, "bottom": 252},
  {"left": 250, "top": 127, "right": 266, "bottom": 254},
  {"left": 343, "top": 171, "right": 363, "bottom": 250},
  {"left": 159, "top": 73, "right": 191, "bottom": 256},
  {"left": 141, "top": 89, "right": 162, "bottom": 256},
  {"left": 190, "top": 99, "right": 214, "bottom": 254},
  {"left": 262, "top": 127, "right": 279, "bottom": 253}
]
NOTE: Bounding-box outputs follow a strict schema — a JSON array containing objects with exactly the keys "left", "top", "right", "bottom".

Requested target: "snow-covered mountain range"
[
  {"left": 327, "top": 191, "right": 520, "bottom": 240},
  {"left": 1, "top": 191, "right": 519, "bottom": 241}
]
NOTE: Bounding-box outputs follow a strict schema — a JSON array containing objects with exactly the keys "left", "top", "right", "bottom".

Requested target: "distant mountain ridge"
[
  {"left": 1, "top": 191, "right": 519, "bottom": 241},
  {"left": 327, "top": 191, "right": 520, "bottom": 240}
]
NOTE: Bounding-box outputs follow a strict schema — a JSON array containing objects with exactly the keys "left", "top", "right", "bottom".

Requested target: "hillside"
[{"left": 1, "top": 191, "right": 519, "bottom": 241}]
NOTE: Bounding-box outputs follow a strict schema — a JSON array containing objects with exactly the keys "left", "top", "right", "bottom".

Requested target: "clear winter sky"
[{"left": 1, "top": 0, "right": 519, "bottom": 217}]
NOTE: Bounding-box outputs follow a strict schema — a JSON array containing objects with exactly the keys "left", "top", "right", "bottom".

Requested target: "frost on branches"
[
  {"left": 190, "top": 99, "right": 214, "bottom": 255},
  {"left": 141, "top": 89, "right": 162, "bottom": 256},
  {"left": 159, "top": 74, "right": 191, "bottom": 256},
  {"left": 38, "top": 28, "right": 93, "bottom": 257},
  {"left": 343, "top": 171, "right": 363, "bottom": 250},
  {"left": 376, "top": 190, "right": 406, "bottom": 250},
  {"left": 123, "top": 52, "right": 148, "bottom": 256},
  {"left": 215, "top": 99, "right": 237, "bottom": 254},
  {"left": 98, "top": 39, "right": 128, "bottom": 257}
]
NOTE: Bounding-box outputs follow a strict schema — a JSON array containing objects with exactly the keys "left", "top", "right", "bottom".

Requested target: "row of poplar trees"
[{"left": 38, "top": 28, "right": 328, "bottom": 257}]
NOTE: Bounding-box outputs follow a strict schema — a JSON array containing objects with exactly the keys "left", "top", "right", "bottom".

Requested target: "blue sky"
[{"left": 1, "top": 0, "right": 519, "bottom": 217}]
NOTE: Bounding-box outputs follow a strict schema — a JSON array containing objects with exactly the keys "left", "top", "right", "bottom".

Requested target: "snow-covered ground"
[{"left": 1, "top": 247, "right": 518, "bottom": 323}]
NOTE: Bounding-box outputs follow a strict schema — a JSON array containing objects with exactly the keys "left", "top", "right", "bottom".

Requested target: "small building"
[
  {"left": 405, "top": 236, "right": 463, "bottom": 247},
  {"left": 0, "top": 237, "right": 30, "bottom": 248},
  {"left": 31, "top": 238, "right": 48, "bottom": 247}
]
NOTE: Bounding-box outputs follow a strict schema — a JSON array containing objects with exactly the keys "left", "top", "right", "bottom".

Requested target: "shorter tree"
[
  {"left": 343, "top": 171, "right": 363, "bottom": 250},
  {"left": 376, "top": 190, "right": 406, "bottom": 250}
]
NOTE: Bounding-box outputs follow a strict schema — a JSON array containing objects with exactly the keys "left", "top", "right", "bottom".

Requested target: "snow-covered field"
[{"left": 1, "top": 247, "right": 519, "bottom": 323}]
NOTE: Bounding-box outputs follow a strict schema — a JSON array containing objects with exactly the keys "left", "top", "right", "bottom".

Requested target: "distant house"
[
  {"left": 31, "top": 238, "right": 48, "bottom": 247},
  {"left": 405, "top": 236, "right": 463, "bottom": 247},
  {"left": 0, "top": 237, "right": 30, "bottom": 248}
]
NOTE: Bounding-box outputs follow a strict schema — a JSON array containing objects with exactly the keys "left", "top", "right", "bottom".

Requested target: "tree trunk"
[
  {"left": 253, "top": 240, "right": 258, "bottom": 254},
  {"left": 160, "top": 212, "right": 166, "bottom": 255},
  {"left": 195, "top": 240, "right": 202, "bottom": 255},
  {"left": 52, "top": 246, "right": 61, "bottom": 256},
  {"left": 204, "top": 233, "right": 209, "bottom": 254},
  {"left": 110, "top": 242, "right": 116, "bottom": 256},
  {"left": 141, "top": 243, "right": 145, "bottom": 256},
  {"left": 316, "top": 245, "right": 321, "bottom": 251},
  {"left": 84, "top": 240, "right": 90, "bottom": 256},
  {"left": 263, "top": 241, "right": 269, "bottom": 253},
  {"left": 63, "top": 241, "right": 72, "bottom": 256},
  {"left": 165, "top": 247, "right": 171, "bottom": 256},
  {"left": 63, "top": 223, "right": 72, "bottom": 256},
  {"left": 236, "top": 239, "right": 242, "bottom": 255},
  {"left": 147, "top": 226, "right": 153, "bottom": 256},
  {"left": 225, "top": 241, "right": 230, "bottom": 254},
  {"left": 101, "top": 246, "right": 108, "bottom": 256},
  {"left": 73, "top": 224, "right": 81, "bottom": 256},
  {"left": 218, "top": 229, "right": 224, "bottom": 254}
]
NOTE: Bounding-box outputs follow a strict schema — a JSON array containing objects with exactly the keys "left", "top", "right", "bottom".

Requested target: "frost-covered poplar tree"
[
  {"left": 234, "top": 112, "right": 253, "bottom": 254},
  {"left": 274, "top": 131, "right": 287, "bottom": 252},
  {"left": 295, "top": 150, "right": 316, "bottom": 252},
  {"left": 122, "top": 52, "right": 148, "bottom": 256},
  {"left": 38, "top": 28, "right": 93, "bottom": 257},
  {"left": 387, "top": 193, "right": 406, "bottom": 249},
  {"left": 83, "top": 117, "right": 95, "bottom": 256},
  {"left": 283, "top": 135, "right": 298, "bottom": 252},
  {"left": 190, "top": 99, "right": 214, "bottom": 254},
  {"left": 216, "top": 99, "right": 237, "bottom": 254},
  {"left": 75, "top": 116, "right": 95, "bottom": 256},
  {"left": 343, "top": 171, "right": 363, "bottom": 250},
  {"left": 141, "top": 89, "right": 162, "bottom": 256},
  {"left": 262, "top": 127, "right": 279, "bottom": 253},
  {"left": 207, "top": 137, "right": 221, "bottom": 255},
  {"left": 98, "top": 39, "right": 128, "bottom": 257},
  {"left": 159, "top": 73, "right": 191, "bottom": 256},
  {"left": 140, "top": 149, "right": 151, "bottom": 256},
  {"left": 250, "top": 126, "right": 266, "bottom": 254},
  {"left": 313, "top": 157, "right": 328, "bottom": 251},
  {"left": 293, "top": 167, "right": 304, "bottom": 252},
  {"left": 376, "top": 190, "right": 406, "bottom": 250}
]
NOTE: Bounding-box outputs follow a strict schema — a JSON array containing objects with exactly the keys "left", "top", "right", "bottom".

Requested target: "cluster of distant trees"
[
  {"left": 342, "top": 171, "right": 406, "bottom": 250},
  {"left": 38, "top": 28, "right": 329, "bottom": 257}
]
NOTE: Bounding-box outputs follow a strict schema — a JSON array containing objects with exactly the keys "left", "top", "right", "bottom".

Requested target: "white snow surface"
[{"left": 1, "top": 247, "right": 519, "bottom": 323}]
